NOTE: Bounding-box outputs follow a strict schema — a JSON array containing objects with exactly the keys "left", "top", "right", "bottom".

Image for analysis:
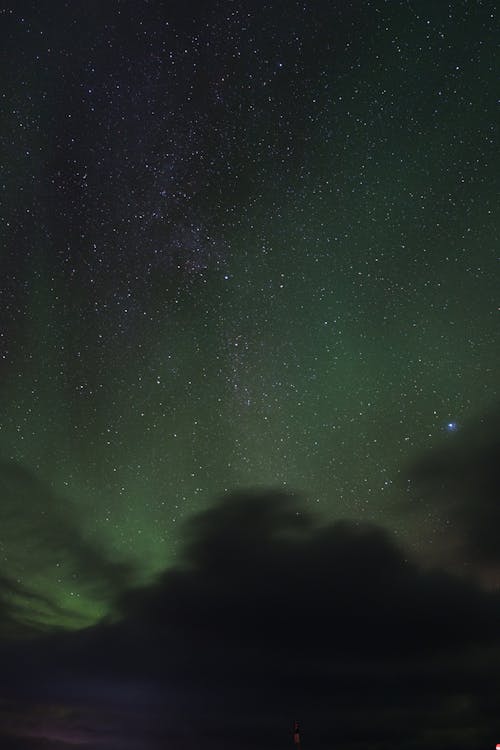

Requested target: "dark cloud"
[
  {"left": 2, "top": 486, "right": 500, "bottom": 749},
  {"left": 112, "top": 491, "right": 500, "bottom": 665},
  {"left": 2, "top": 490, "right": 498, "bottom": 749},
  {"left": 409, "top": 406, "right": 500, "bottom": 570}
]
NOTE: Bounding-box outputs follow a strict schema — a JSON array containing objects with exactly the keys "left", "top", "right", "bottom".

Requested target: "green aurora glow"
[{"left": 0, "top": 0, "right": 497, "bottom": 629}]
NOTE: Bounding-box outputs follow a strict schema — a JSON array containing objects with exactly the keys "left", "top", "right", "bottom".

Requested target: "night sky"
[{"left": 0, "top": 1, "right": 499, "bottom": 748}]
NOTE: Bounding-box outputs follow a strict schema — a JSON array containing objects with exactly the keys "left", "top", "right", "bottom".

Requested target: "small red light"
[{"left": 495, "top": 744, "right": 500, "bottom": 750}]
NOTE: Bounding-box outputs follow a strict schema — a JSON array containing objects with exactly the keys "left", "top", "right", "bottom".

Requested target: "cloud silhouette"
[
  {"left": 409, "top": 405, "right": 500, "bottom": 570},
  {"left": 113, "top": 491, "right": 500, "bottom": 663},
  {"left": 2, "top": 488, "right": 500, "bottom": 749}
]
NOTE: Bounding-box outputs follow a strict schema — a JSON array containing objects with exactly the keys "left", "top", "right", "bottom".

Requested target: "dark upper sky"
[{"left": 0, "top": 1, "right": 498, "bottom": 748}]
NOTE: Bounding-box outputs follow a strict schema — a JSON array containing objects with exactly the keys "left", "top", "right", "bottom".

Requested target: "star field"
[{"left": 0, "top": 0, "right": 498, "bottom": 628}]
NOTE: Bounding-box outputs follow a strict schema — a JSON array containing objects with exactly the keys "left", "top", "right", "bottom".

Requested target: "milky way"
[{"left": 0, "top": 0, "right": 497, "bottom": 632}]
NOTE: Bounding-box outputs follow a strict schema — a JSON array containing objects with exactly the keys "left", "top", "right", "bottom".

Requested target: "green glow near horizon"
[{"left": 0, "top": 1, "right": 497, "bottom": 631}]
